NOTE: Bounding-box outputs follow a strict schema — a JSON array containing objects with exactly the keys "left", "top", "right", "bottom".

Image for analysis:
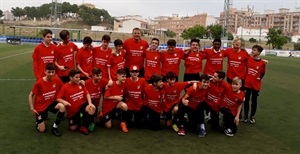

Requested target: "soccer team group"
[{"left": 28, "top": 27, "right": 267, "bottom": 138}]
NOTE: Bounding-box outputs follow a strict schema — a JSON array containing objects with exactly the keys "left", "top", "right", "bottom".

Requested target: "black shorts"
[
  {"left": 100, "top": 108, "right": 118, "bottom": 124},
  {"left": 59, "top": 76, "right": 70, "bottom": 83},
  {"left": 164, "top": 104, "right": 178, "bottom": 121},
  {"left": 35, "top": 101, "right": 59, "bottom": 124},
  {"left": 183, "top": 73, "right": 200, "bottom": 81},
  {"left": 68, "top": 102, "right": 88, "bottom": 126}
]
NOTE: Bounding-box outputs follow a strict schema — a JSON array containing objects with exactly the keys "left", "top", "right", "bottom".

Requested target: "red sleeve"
[
  {"left": 186, "top": 86, "right": 195, "bottom": 96},
  {"left": 31, "top": 81, "right": 40, "bottom": 94},
  {"left": 83, "top": 86, "right": 89, "bottom": 95},
  {"left": 223, "top": 48, "right": 229, "bottom": 57},
  {"left": 107, "top": 55, "right": 112, "bottom": 67},
  {"left": 201, "top": 49, "right": 207, "bottom": 59},
  {"left": 75, "top": 49, "right": 81, "bottom": 65},
  {"left": 104, "top": 86, "right": 112, "bottom": 97},
  {"left": 177, "top": 82, "right": 189, "bottom": 91},
  {"left": 57, "top": 85, "right": 66, "bottom": 99}
]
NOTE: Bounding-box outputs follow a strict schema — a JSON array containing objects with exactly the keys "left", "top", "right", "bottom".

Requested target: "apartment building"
[{"left": 113, "top": 15, "right": 149, "bottom": 34}]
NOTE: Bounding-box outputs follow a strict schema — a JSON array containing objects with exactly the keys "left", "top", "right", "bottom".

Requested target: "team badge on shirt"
[
  {"left": 174, "top": 90, "right": 177, "bottom": 93},
  {"left": 219, "top": 53, "right": 222, "bottom": 57},
  {"left": 238, "top": 56, "right": 241, "bottom": 60},
  {"left": 137, "top": 85, "right": 140, "bottom": 89},
  {"left": 51, "top": 51, "right": 54, "bottom": 54},
  {"left": 256, "top": 66, "right": 259, "bottom": 69},
  {"left": 106, "top": 55, "right": 108, "bottom": 58},
  {"left": 174, "top": 53, "right": 177, "bottom": 56},
  {"left": 52, "top": 84, "right": 56, "bottom": 88},
  {"left": 70, "top": 49, "right": 73, "bottom": 52},
  {"left": 140, "top": 46, "right": 143, "bottom": 50},
  {"left": 154, "top": 56, "right": 158, "bottom": 60},
  {"left": 121, "top": 90, "right": 123, "bottom": 93},
  {"left": 235, "top": 98, "right": 238, "bottom": 101},
  {"left": 196, "top": 54, "right": 199, "bottom": 57},
  {"left": 79, "top": 86, "right": 82, "bottom": 89}
]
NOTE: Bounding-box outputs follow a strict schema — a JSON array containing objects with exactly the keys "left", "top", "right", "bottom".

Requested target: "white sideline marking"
[
  {"left": 0, "top": 51, "right": 32, "bottom": 60},
  {"left": 0, "top": 79, "right": 35, "bottom": 81}
]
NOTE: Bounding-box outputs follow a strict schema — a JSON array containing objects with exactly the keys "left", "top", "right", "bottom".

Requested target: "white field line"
[
  {"left": 0, "top": 51, "right": 32, "bottom": 60},
  {"left": 0, "top": 79, "right": 35, "bottom": 81}
]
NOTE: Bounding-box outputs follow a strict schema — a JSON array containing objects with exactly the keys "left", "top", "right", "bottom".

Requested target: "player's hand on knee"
[{"left": 30, "top": 108, "right": 38, "bottom": 117}]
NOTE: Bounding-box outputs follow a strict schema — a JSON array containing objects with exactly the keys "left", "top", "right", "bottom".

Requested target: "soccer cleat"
[
  {"left": 250, "top": 117, "right": 256, "bottom": 124},
  {"left": 79, "top": 126, "right": 89, "bottom": 135},
  {"left": 224, "top": 128, "right": 234, "bottom": 137},
  {"left": 243, "top": 118, "right": 249, "bottom": 123},
  {"left": 88, "top": 123, "right": 95, "bottom": 132},
  {"left": 51, "top": 127, "right": 62, "bottom": 137},
  {"left": 198, "top": 128, "right": 206, "bottom": 137},
  {"left": 178, "top": 127, "right": 186, "bottom": 136},
  {"left": 172, "top": 124, "right": 179, "bottom": 132},
  {"left": 120, "top": 122, "right": 128, "bottom": 133}
]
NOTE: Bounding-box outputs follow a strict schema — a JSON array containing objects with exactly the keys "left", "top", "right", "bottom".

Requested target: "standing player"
[
  {"left": 28, "top": 63, "right": 65, "bottom": 136},
  {"left": 177, "top": 74, "right": 210, "bottom": 136},
  {"left": 76, "top": 36, "right": 94, "bottom": 80},
  {"left": 220, "top": 77, "right": 245, "bottom": 137},
  {"left": 202, "top": 39, "right": 225, "bottom": 76},
  {"left": 123, "top": 27, "right": 149, "bottom": 77},
  {"left": 161, "top": 39, "right": 184, "bottom": 81},
  {"left": 183, "top": 38, "right": 204, "bottom": 81},
  {"left": 142, "top": 74, "right": 164, "bottom": 131},
  {"left": 57, "top": 69, "right": 96, "bottom": 135},
  {"left": 107, "top": 39, "right": 126, "bottom": 81},
  {"left": 93, "top": 34, "right": 112, "bottom": 80},
  {"left": 144, "top": 38, "right": 161, "bottom": 83},
  {"left": 100, "top": 69, "right": 128, "bottom": 133},
  {"left": 55, "top": 30, "right": 78, "bottom": 83},
  {"left": 124, "top": 65, "right": 147, "bottom": 128},
  {"left": 32, "top": 29, "right": 56, "bottom": 80},
  {"left": 243, "top": 45, "right": 267, "bottom": 124}
]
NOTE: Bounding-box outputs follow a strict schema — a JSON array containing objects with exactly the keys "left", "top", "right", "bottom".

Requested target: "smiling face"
[
  {"left": 213, "top": 41, "right": 221, "bottom": 51},
  {"left": 43, "top": 33, "right": 52, "bottom": 45},
  {"left": 70, "top": 74, "right": 81, "bottom": 84},
  {"left": 45, "top": 69, "right": 55, "bottom": 80},
  {"left": 102, "top": 40, "right": 110, "bottom": 50},
  {"left": 132, "top": 29, "right": 141, "bottom": 41},
  {"left": 190, "top": 42, "right": 200, "bottom": 52},
  {"left": 200, "top": 79, "right": 210, "bottom": 89},
  {"left": 92, "top": 73, "right": 102, "bottom": 83},
  {"left": 151, "top": 40, "right": 159, "bottom": 50}
]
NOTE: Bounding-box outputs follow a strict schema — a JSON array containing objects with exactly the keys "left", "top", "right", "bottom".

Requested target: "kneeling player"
[
  {"left": 28, "top": 63, "right": 65, "bottom": 136},
  {"left": 57, "top": 69, "right": 96, "bottom": 135}
]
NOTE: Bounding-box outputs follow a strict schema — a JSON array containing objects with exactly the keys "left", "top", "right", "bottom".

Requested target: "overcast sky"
[{"left": 0, "top": 0, "right": 299, "bottom": 18}]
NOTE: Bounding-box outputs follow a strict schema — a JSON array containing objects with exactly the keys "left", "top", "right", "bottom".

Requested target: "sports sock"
[
  {"left": 54, "top": 111, "right": 65, "bottom": 127},
  {"left": 200, "top": 124, "right": 205, "bottom": 130}
]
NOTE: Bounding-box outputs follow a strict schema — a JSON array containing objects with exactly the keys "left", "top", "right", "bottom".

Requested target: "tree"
[
  {"left": 0, "top": 9, "right": 3, "bottom": 18},
  {"left": 294, "top": 39, "right": 300, "bottom": 50},
  {"left": 227, "top": 32, "right": 234, "bottom": 40},
  {"left": 249, "top": 38, "right": 257, "bottom": 43},
  {"left": 181, "top": 25, "right": 206, "bottom": 40},
  {"left": 24, "top": 6, "right": 38, "bottom": 20},
  {"left": 62, "top": 2, "right": 78, "bottom": 14},
  {"left": 266, "top": 28, "right": 289, "bottom": 49},
  {"left": 206, "top": 25, "right": 223, "bottom": 39},
  {"left": 11, "top": 7, "right": 26, "bottom": 20},
  {"left": 77, "top": 5, "right": 112, "bottom": 26},
  {"left": 164, "top": 29, "right": 176, "bottom": 38}
]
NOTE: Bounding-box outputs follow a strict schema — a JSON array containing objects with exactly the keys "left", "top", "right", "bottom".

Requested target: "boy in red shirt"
[
  {"left": 32, "top": 29, "right": 56, "bottom": 80},
  {"left": 84, "top": 67, "right": 109, "bottom": 131},
  {"left": 123, "top": 27, "right": 149, "bottom": 77},
  {"left": 141, "top": 74, "right": 164, "bottom": 131},
  {"left": 124, "top": 65, "right": 147, "bottom": 128},
  {"left": 54, "top": 30, "right": 78, "bottom": 83},
  {"left": 107, "top": 39, "right": 126, "bottom": 81},
  {"left": 177, "top": 74, "right": 210, "bottom": 136},
  {"left": 76, "top": 36, "right": 93, "bottom": 80},
  {"left": 244, "top": 45, "right": 267, "bottom": 124},
  {"left": 220, "top": 77, "right": 245, "bottom": 137},
  {"left": 161, "top": 39, "right": 184, "bottom": 81},
  {"left": 28, "top": 63, "right": 65, "bottom": 136},
  {"left": 144, "top": 38, "right": 161, "bottom": 83},
  {"left": 57, "top": 69, "right": 96, "bottom": 135},
  {"left": 93, "top": 34, "right": 112, "bottom": 80},
  {"left": 100, "top": 69, "right": 129, "bottom": 133}
]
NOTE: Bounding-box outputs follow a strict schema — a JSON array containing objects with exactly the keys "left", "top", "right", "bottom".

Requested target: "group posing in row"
[{"left": 29, "top": 28, "right": 267, "bottom": 138}]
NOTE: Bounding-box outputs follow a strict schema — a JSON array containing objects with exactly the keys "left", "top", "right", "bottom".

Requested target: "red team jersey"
[
  {"left": 183, "top": 51, "right": 204, "bottom": 74},
  {"left": 244, "top": 58, "right": 266, "bottom": 91},
  {"left": 202, "top": 48, "right": 225, "bottom": 76},
  {"left": 102, "top": 81, "right": 125, "bottom": 116},
  {"left": 32, "top": 43, "right": 56, "bottom": 79},
  {"left": 185, "top": 83, "right": 208, "bottom": 110},
  {"left": 144, "top": 51, "right": 161, "bottom": 81},
  {"left": 93, "top": 46, "right": 112, "bottom": 80},
  {"left": 57, "top": 83, "right": 89, "bottom": 118},
  {"left": 107, "top": 50, "right": 126, "bottom": 81},
  {"left": 76, "top": 48, "right": 93, "bottom": 77},
  {"left": 161, "top": 49, "right": 184, "bottom": 76},
  {"left": 205, "top": 80, "right": 226, "bottom": 112},
  {"left": 143, "top": 85, "right": 164, "bottom": 113},
  {"left": 31, "top": 77, "right": 63, "bottom": 112},
  {"left": 162, "top": 82, "right": 188, "bottom": 112},
  {"left": 224, "top": 48, "right": 250, "bottom": 80},
  {"left": 123, "top": 38, "right": 149, "bottom": 69},
  {"left": 220, "top": 82, "right": 245, "bottom": 116},
  {"left": 124, "top": 78, "right": 147, "bottom": 111},
  {"left": 55, "top": 42, "right": 78, "bottom": 77},
  {"left": 85, "top": 78, "right": 109, "bottom": 107}
]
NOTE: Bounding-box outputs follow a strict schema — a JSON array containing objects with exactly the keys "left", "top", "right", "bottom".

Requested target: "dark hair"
[
  {"left": 213, "top": 39, "right": 222, "bottom": 44},
  {"left": 92, "top": 67, "right": 102, "bottom": 75},
  {"left": 150, "top": 74, "right": 163, "bottom": 84},
  {"left": 166, "top": 72, "right": 177, "bottom": 80},
  {"left": 167, "top": 39, "right": 176, "bottom": 46},
  {"left": 151, "top": 38, "right": 159, "bottom": 44},
  {"left": 117, "top": 69, "right": 126, "bottom": 75},
  {"left": 252, "top": 45, "right": 264, "bottom": 52},
  {"left": 190, "top": 38, "right": 200, "bottom": 45},
  {"left": 200, "top": 74, "right": 210, "bottom": 81},
  {"left": 68, "top": 69, "right": 81, "bottom": 77},
  {"left": 83, "top": 36, "right": 93, "bottom": 44},
  {"left": 45, "top": 63, "right": 55, "bottom": 70},
  {"left": 132, "top": 27, "right": 141, "bottom": 32},
  {"left": 59, "top": 30, "right": 70, "bottom": 40},
  {"left": 102, "top": 34, "right": 111, "bottom": 42},
  {"left": 215, "top": 70, "right": 225, "bottom": 79},
  {"left": 43, "top": 29, "right": 52, "bottom": 37},
  {"left": 114, "top": 39, "right": 123, "bottom": 47}
]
